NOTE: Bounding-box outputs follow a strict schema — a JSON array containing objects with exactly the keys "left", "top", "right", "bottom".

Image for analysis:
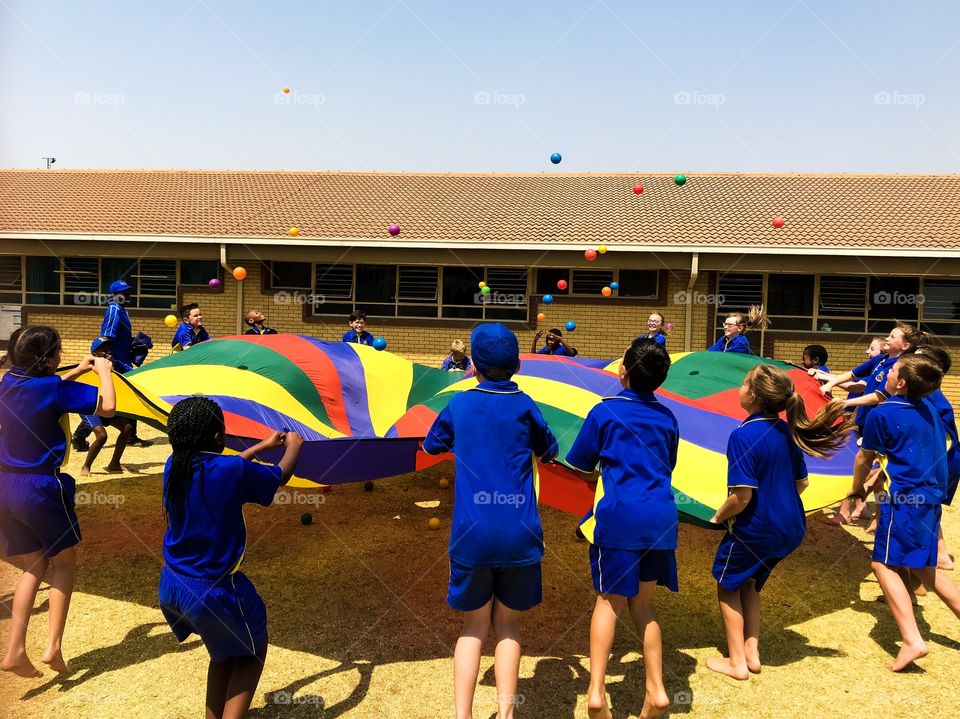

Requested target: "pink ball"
[
  {"left": 208, "top": 278, "right": 221, "bottom": 289},
  {"left": 388, "top": 224, "right": 401, "bottom": 236}
]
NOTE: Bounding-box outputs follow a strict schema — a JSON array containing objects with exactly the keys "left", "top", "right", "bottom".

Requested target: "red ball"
[
  {"left": 772, "top": 217, "right": 785, "bottom": 229},
  {"left": 584, "top": 249, "right": 598, "bottom": 262},
  {"left": 632, "top": 183, "right": 644, "bottom": 194},
  {"left": 557, "top": 279, "right": 568, "bottom": 290}
]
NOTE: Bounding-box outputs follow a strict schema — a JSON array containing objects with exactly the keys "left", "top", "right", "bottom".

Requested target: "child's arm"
[
  {"left": 709, "top": 487, "right": 753, "bottom": 524},
  {"left": 92, "top": 357, "right": 116, "bottom": 417},
  {"left": 843, "top": 391, "right": 885, "bottom": 409},
  {"left": 530, "top": 330, "right": 543, "bottom": 353},
  {"left": 796, "top": 477, "right": 810, "bottom": 495},
  {"left": 240, "top": 430, "right": 304, "bottom": 482},
  {"left": 820, "top": 370, "right": 855, "bottom": 395},
  {"left": 60, "top": 354, "right": 97, "bottom": 382}
]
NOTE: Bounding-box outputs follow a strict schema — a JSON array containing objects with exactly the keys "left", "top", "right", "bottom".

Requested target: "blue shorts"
[
  {"left": 81, "top": 415, "right": 102, "bottom": 428},
  {"left": 158, "top": 567, "right": 267, "bottom": 662},
  {"left": 447, "top": 560, "right": 542, "bottom": 612},
  {"left": 589, "top": 545, "right": 678, "bottom": 595},
  {"left": 712, "top": 533, "right": 788, "bottom": 592},
  {"left": 872, "top": 497, "right": 940, "bottom": 569},
  {"left": 0, "top": 470, "right": 81, "bottom": 557}
]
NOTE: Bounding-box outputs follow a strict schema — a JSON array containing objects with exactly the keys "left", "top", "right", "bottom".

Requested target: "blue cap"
[
  {"left": 470, "top": 323, "right": 519, "bottom": 377},
  {"left": 109, "top": 280, "right": 132, "bottom": 294},
  {"left": 91, "top": 337, "right": 112, "bottom": 353}
]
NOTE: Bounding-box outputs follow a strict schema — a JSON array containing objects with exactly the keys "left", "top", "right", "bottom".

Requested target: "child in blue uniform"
[
  {"left": 78, "top": 339, "right": 134, "bottom": 476},
  {"left": 440, "top": 339, "right": 472, "bottom": 372},
  {"left": 706, "top": 305, "right": 769, "bottom": 354},
  {"left": 801, "top": 344, "right": 829, "bottom": 373},
  {"left": 423, "top": 323, "right": 558, "bottom": 719},
  {"left": 243, "top": 309, "right": 278, "bottom": 335},
  {"left": 531, "top": 327, "right": 578, "bottom": 356},
  {"left": 172, "top": 303, "right": 212, "bottom": 351},
  {"left": 707, "top": 364, "right": 853, "bottom": 680},
  {"left": 566, "top": 338, "right": 678, "bottom": 719},
  {"left": 636, "top": 312, "right": 669, "bottom": 346},
  {"left": 158, "top": 396, "right": 303, "bottom": 718},
  {"left": 342, "top": 310, "right": 374, "bottom": 345},
  {"left": 0, "top": 326, "right": 116, "bottom": 677},
  {"left": 848, "top": 354, "right": 960, "bottom": 671},
  {"left": 914, "top": 345, "right": 960, "bottom": 571}
]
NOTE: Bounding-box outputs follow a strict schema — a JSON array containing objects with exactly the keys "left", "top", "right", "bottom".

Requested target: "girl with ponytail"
[
  {"left": 707, "top": 305, "right": 770, "bottom": 354},
  {"left": 705, "top": 364, "right": 854, "bottom": 680},
  {"left": 157, "top": 396, "right": 303, "bottom": 718}
]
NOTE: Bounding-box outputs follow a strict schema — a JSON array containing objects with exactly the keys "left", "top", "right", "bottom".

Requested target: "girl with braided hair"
[
  {"left": 157, "top": 396, "right": 302, "bottom": 719},
  {"left": 707, "top": 305, "right": 770, "bottom": 354},
  {"left": 1, "top": 326, "right": 115, "bottom": 677},
  {"left": 706, "top": 364, "right": 854, "bottom": 680}
]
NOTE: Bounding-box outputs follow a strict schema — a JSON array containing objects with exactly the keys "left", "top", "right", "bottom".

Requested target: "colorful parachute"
[{"left": 81, "top": 336, "right": 856, "bottom": 525}]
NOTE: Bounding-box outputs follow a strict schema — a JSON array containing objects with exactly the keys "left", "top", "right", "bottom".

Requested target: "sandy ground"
[{"left": 2, "top": 422, "right": 960, "bottom": 719}]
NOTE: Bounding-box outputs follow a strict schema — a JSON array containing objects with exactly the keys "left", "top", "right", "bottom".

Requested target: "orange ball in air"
[
  {"left": 233, "top": 267, "right": 247, "bottom": 281},
  {"left": 537, "top": 312, "right": 546, "bottom": 321},
  {"left": 283, "top": 87, "right": 290, "bottom": 94},
  {"left": 601, "top": 286, "right": 612, "bottom": 297}
]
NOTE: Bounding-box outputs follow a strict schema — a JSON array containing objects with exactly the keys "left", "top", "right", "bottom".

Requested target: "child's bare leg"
[
  {"left": 588, "top": 593, "right": 624, "bottom": 719},
  {"left": 206, "top": 657, "right": 232, "bottom": 719},
  {"left": 871, "top": 561, "right": 927, "bottom": 671},
  {"left": 916, "top": 566, "right": 960, "bottom": 619},
  {"left": 221, "top": 643, "right": 267, "bottom": 719},
  {"left": 1, "top": 550, "right": 48, "bottom": 677},
  {"left": 454, "top": 599, "right": 492, "bottom": 719},
  {"left": 937, "top": 526, "right": 954, "bottom": 570},
  {"left": 80, "top": 427, "right": 107, "bottom": 476},
  {"left": 40, "top": 546, "right": 76, "bottom": 672},
  {"left": 627, "top": 583, "right": 670, "bottom": 719},
  {"left": 491, "top": 600, "right": 522, "bottom": 719},
  {"left": 105, "top": 421, "right": 133, "bottom": 472},
  {"left": 740, "top": 580, "right": 762, "bottom": 673},
  {"left": 826, "top": 497, "right": 852, "bottom": 525},
  {"left": 706, "top": 583, "right": 749, "bottom": 680}
]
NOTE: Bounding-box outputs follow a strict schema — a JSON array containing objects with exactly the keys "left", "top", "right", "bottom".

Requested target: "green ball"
[
  {"left": 481, "top": 286, "right": 491, "bottom": 295},
  {"left": 674, "top": 174, "right": 687, "bottom": 186},
  {"left": 300, "top": 512, "right": 313, "bottom": 525}
]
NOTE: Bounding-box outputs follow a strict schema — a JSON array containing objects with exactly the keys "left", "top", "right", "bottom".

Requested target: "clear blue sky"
[{"left": 1, "top": 0, "right": 958, "bottom": 172}]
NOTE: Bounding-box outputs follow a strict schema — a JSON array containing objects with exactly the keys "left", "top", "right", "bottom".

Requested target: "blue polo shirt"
[
  {"left": 852, "top": 354, "right": 897, "bottom": 429},
  {"left": 172, "top": 323, "right": 212, "bottom": 351},
  {"left": 536, "top": 344, "right": 575, "bottom": 356},
  {"left": 422, "top": 379, "right": 558, "bottom": 568},
  {"left": 244, "top": 326, "right": 277, "bottom": 335},
  {"left": 440, "top": 355, "right": 472, "bottom": 372},
  {"left": 707, "top": 334, "right": 750, "bottom": 354},
  {"left": 100, "top": 301, "right": 133, "bottom": 372},
  {"left": 927, "top": 389, "right": 960, "bottom": 477},
  {"left": 862, "top": 397, "right": 947, "bottom": 503},
  {"left": 162, "top": 453, "right": 284, "bottom": 579},
  {"left": 342, "top": 330, "right": 374, "bottom": 346},
  {"left": 637, "top": 332, "right": 667, "bottom": 346},
  {"left": 0, "top": 369, "right": 99, "bottom": 471},
  {"left": 725, "top": 414, "right": 809, "bottom": 554},
  {"left": 566, "top": 389, "right": 679, "bottom": 550}
]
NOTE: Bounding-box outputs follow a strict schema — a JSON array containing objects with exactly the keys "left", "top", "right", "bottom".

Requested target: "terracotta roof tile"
[{"left": 0, "top": 169, "right": 958, "bottom": 252}]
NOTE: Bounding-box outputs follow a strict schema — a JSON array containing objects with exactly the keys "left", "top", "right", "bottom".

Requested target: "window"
[
  {"left": 716, "top": 273, "right": 763, "bottom": 328},
  {"left": 767, "top": 274, "right": 814, "bottom": 330},
  {"left": 536, "top": 268, "right": 569, "bottom": 296},
  {"left": 442, "top": 266, "right": 483, "bottom": 319},
  {"left": 617, "top": 270, "right": 658, "bottom": 299},
  {"left": 535, "top": 268, "right": 657, "bottom": 298},
  {"left": 136, "top": 259, "right": 177, "bottom": 309},
  {"left": 26, "top": 256, "right": 59, "bottom": 305},
  {"left": 180, "top": 260, "right": 220, "bottom": 285},
  {"left": 483, "top": 268, "right": 527, "bottom": 321},
  {"left": 63, "top": 257, "right": 100, "bottom": 306},
  {"left": 0, "top": 256, "right": 22, "bottom": 304},
  {"left": 572, "top": 269, "right": 614, "bottom": 295},
  {"left": 356, "top": 264, "right": 397, "bottom": 317},
  {"left": 818, "top": 275, "right": 868, "bottom": 332},
  {"left": 868, "top": 276, "right": 921, "bottom": 329},
  {"left": 315, "top": 263, "right": 354, "bottom": 315},
  {"left": 398, "top": 266, "right": 439, "bottom": 318},
  {"left": 267, "top": 261, "right": 311, "bottom": 290},
  {"left": 921, "top": 279, "right": 960, "bottom": 337}
]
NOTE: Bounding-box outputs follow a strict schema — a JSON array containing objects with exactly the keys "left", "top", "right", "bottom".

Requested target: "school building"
[{"left": 1, "top": 169, "right": 959, "bottom": 404}]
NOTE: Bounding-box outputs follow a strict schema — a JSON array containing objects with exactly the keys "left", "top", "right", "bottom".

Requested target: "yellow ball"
[
  {"left": 598, "top": 245, "right": 608, "bottom": 254},
  {"left": 478, "top": 281, "right": 486, "bottom": 289},
  {"left": 439, "top": 478, "right": 450, "bottom": 489},
  {"left": 288, "top": 227, "right": 299, "bottom": 237},
  {"left": 428, "top": 517, "right": 441, "bottom": 530},
  {"left": 164, "top": 314, "right": 178, "bottom": 328}
]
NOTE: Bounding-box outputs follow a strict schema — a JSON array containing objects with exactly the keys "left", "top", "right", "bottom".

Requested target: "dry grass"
[{"left": 2, "top": 423, "right": 960, "bottom": 718}]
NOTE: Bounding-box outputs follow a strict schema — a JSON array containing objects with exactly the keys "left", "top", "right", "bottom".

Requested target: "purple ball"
[
  {"left": 388, "top": 224, "right": 401, "bottom": 236},
  {"left": 208, "top": 278, "right": 221, "bottom": 289}
]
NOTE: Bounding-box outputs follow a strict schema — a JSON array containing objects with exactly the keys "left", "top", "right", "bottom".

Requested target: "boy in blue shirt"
[
  {"left": 440, "top": 339, "right": 472, "bottom": 372},
  {"left": 172, "top": 303, "right": 212, "bottom": 351},
  {"left": 423, "top": 323, "right": 558, "bottom": 719},
  {"left": 531, "top": 328, "right": 578, "bottom": 356},
  {"left": 243, "top": 309, "right": 278, "bottom": 335},
  {"left": 849, "top": 353, "right": 960, "bottom": 671},
  {"left": 566, "top": 337, "right": 678, "bottom": 719},
  {"left": 801, "top": 344, "right": 829, "bottom": 374},
  {"left": 342, "top": 310, "right": 374, "bottom": 345}
]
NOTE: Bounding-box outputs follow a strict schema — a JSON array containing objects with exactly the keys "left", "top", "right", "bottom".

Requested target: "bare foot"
[
  {"left": 824, "top": 511, "right": 851, "bottom": 526},
  {"left": 745, "top": 655, "right": 762, "bottom": 674},
  {"left": 1, "top": 652, "right": 43, "bottom": 678},
  {"left": 40, "top": 649, "right": 67, "bottom": 673},
  {"left": 706, "top": 656, "right": 749, "bottom": 680},
  {"left": 938, "top": 555, "right": 955, "bottom": 571},
  {"left": 587, "top": 695, "right": 613, "bottom": 719},
  {"left": 850, "top": 499, "right": 871, "bottom": 521},
  {"left": 103, "top": 465, "right": 128, "bottom": 474},
  {"left": 79, "top": 466, "right": 91, "bottom": 477},
  {"left": 866, "top": 518, "right": 878, "bottom": 534},
  {"left": 887, "top": 641, "right": 928, "bottom": 672},
  {"left": 639, "top": 690, "right": 670, "bottom": 719}
]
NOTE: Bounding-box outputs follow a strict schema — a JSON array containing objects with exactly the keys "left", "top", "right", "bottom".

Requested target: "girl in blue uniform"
[
  {"left": 848, "top": 354, "right": 960, "bottom": 671},
  {"left": 0, "top": 326, "right": 116, "bottom": 677},
  {"left": 707, "top": 364, "right": 853, "bottom": 680},
  {"left": 158, "top": 397, "right": 302, "bottom": 718},
  {"left": 637, "top": 312, "right": 669, "bottom": 346},
  {"left": 707, "top": 305, "right": 769, "bottom": 354},
  {"left": 566, "top": 338, "right": 678, "bottom": 719}
]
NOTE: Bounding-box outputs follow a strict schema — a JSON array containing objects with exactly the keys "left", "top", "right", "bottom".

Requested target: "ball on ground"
[
  {"left": 363, "top": 480, "right": 374, "bottom": 492},
  {"left": 232, "top": 266, "right": 247, "bottom": 281},
  {"left": 428, "top": 517, "right": 441, "bottom": 530},
  {"left": 164, "top": 314, "right": 178, "bottom": 328},
  {"left": 565, "top": 320, "right": 576, "bottom": 331},
  {"left": 550, "top": 152, "right": 562, "bottom": 164},
  {"left": 300, "top": 512, "right": 312, "bottom": 525},
  {"left": 372, "top": 336, "right": 388, "bottom": 351}
]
